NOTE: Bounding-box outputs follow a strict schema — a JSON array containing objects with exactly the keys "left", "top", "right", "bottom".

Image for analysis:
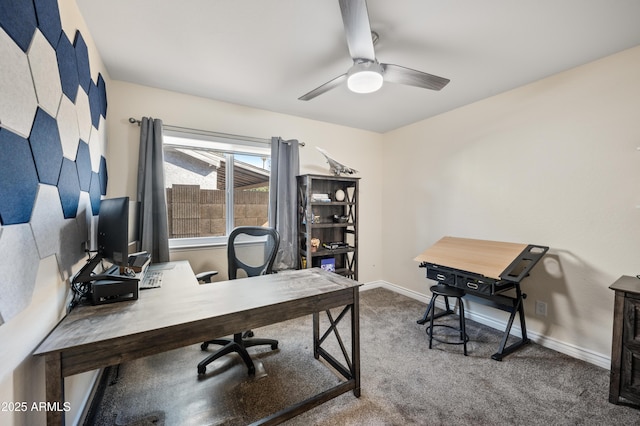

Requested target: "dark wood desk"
[{"left": 33, "top": 262, "right": 361, "bottom": 425}]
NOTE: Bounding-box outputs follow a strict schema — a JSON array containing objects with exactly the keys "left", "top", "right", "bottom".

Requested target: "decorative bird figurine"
[{"left": 316, "top": 147, "right": 358, "bottom": 176}]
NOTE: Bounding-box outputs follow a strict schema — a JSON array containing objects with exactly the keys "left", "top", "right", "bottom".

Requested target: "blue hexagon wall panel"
[
  {"left": 29, "top": 107, "right": 64, "bottom": 185},
  {"left": 73, "top": 31, "right": 91, "bottom": 94},
  {"left": 0, "top": 128, "right": 40, "bottom": 225},
  {"left": 88, "top": 80, "right": 102, "bottom": 129},
  {"left": 58, "top": 157, "right": 81, "bottom": 219},
  {"left": 98, "top": 73, "right": 107, "bottom": 118},
  {"left": 0, "top": 0, "right": 109, "bottom": 325},
  {"left": 99, "top": 156, "right": 108, "bottom": 195},
  {"left": 76, "top": 140, "right": 92, "bottom": 192},
  {"left": 56, "top": 31, "right": 79, "bottom": 103},
  {"left": 0, "top": 0, "right": 37, "bottom": 52},
  {"left": 33, "top": 0, "right": 62, "bottom": 48},
  {"left": 89, "top": 172, "right": 102, "bottom": 215}
]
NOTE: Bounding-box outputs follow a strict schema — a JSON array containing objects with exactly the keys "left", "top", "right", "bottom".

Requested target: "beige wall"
[
  {"left": 106, "top": 81, "right": 384, "bottom": 283},
  {"left": 381, "top": 45, "right": 640, "bottom": 362},
  {"left": 4, "top": 3, "right": 637, "bottom": 423},
  {"left": 0, "top": 1, "right": 112, "bottom": 425}
]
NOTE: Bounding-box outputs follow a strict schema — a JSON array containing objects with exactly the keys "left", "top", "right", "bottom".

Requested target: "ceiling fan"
[{"left": 299, "top": 0, "right": 450, "bottom": 101}]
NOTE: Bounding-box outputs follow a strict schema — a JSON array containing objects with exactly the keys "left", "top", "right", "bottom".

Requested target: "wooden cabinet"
[
  {"left": 609, "top": 275, "right": 640, "bottom": 406},
  {"left": 297, "top": 174, "right": 359, "bottom": 280}
]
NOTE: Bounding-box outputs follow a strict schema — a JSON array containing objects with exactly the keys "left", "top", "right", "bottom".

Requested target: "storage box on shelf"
[{"left": 297, "top": 174, "right": 359, "bottom": 280}]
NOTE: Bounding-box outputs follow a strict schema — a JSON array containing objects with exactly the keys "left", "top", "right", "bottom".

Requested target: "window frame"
[{"left": 162, "top": 127, "right": 271, "bottom": 249}]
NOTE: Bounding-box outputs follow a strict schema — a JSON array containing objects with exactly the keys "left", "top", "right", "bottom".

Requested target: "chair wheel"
[
  {"left": 271, "top": 343, "right": 278, "bottom": 350},
  {"left": 197, "top": 366, "right": 206, "bottom": 375},
  {"left": 201, "top": 343, "right": 209, "bottom": 351}
]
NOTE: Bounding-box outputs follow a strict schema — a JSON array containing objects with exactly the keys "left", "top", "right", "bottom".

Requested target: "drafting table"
[{"left": 415, "top": 236, "right": 548, "bottom": 360}]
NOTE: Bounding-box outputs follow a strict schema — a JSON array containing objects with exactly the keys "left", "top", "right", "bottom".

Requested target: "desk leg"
[
  {"left": 609, "top": 291, "right": 624, "bottom": 404},
  {"left": 351, "top": 288, "right": 361, "bottom": 397},
  {"left": 313, "top": 311, "right": 320, "bottom": 360},
  {"left": 44, "top": 353, "right": 65, "bottom": 425},
  {"left": 491, "top": 286, "right": 530, "bottom": 361}
]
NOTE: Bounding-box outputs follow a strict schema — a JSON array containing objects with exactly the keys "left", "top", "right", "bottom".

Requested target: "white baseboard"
[
  {"left": 360, "top": 280, "right": 611, "bottom": 369},
  {"left": 74, "top": 369, "right": 102, "bottom": 426}
]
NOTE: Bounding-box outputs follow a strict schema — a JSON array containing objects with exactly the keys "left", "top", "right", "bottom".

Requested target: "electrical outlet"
[{"left": 535, "top": 300, "right": 547, "bottom": 317}]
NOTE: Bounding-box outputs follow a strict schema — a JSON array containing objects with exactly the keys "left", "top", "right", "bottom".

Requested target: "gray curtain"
[
  {"left": 137, "top": 117, "right": 169, "bottom": 263},
  {"left": 269, "top": 137, "right": 300, "bottom": 270}
]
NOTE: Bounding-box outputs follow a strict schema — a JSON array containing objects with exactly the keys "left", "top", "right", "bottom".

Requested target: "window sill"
[{"left": 169, "top": 238, "right": 227, "bottom": 251}]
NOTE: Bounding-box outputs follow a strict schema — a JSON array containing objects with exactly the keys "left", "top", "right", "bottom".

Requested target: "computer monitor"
[
  {"left": 97, "top": 196, "right": 130, "bottom": 268},
  {"left": 72, "top": 197, "right": 132, "bottom": 284}
]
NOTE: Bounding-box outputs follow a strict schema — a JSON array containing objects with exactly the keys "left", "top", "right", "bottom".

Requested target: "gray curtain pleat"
[
  {"left": 137, "top": 117, "right": 170, "bottom": 263},
  {"left": 269, "top": 137, "right": 300, "bottom": 270}
]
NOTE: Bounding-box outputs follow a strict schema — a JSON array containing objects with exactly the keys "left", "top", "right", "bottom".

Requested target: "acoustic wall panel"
[
  {"left": 55, "top": 32, "right": 79, "bottom": 103},
  {"left": 76, "top": 141, "right": 92, "bottom": 192},
  {"left": 54, "top": 208, "right": 85, "bottom": 280},
  {"left": 75, "top": 87, "right": 92, "bottom": 141},
  {"left": 0, "top": 224, "right": 40, "bottom": 321},
  {"left": 99, "top": 156, "right": 108, "bottom": 196},
  {"left": 57, "top": 95, "right": 80, "bottom": 160},
  {"left": 0, "top": 128, "right": 40, "bottom": 225},
  {"left": 0, "top": 0, "right": 37, "bottom": 52},
  {"left": 89, "top": 172, "right": 101, "bottom": 215},
  {"left": 88, "top": 120, "right": 106, "bottom": 171},
  {"left": 29, "top": 108, "right": 64, "bottom": 186},
  {"left": 0, "top": 0, "right": 109, "bottom": 324},
  {"left": 97, "top": 73, "right": 107, "bottom": 118},
  {"left": 88, "top": 80, "right": 101, "bottom": 129},
  {"left": 0, "top": 28, "right": 39, "bottom": 138},
  {"left": 0, "top": 225, "right": 3, "bottom": 326},
  {"left": 73, "top": 31, "right": 91, "bottom": 94},
  {"left": 27, "top": 30, "right": 63, "bottom": 117},
  {"left": 76, "top": 191, "right": 94, "bottom": 252},
  {"left": 33, "top": 0, "right": 62, "bottom": 48},
  {"left": 58, "top": 158, "right": 81, "bottom": 219},
  {"left": 30, "top": 184, "right": 65, "bottom": 259}
]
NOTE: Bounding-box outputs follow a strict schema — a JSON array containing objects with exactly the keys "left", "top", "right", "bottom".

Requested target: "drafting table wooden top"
[{"left": 414, "top": 236, "right": 529, "bottom": 280}]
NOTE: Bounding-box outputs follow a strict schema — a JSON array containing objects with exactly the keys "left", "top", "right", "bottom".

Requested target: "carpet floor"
[{"left": 87, "top": 288, "right": 640, "bottom": 425}]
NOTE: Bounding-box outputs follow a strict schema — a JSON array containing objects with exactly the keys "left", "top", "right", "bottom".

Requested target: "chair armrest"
[{"left": 196, "top": 270, "right": 219, "bottom": 283}]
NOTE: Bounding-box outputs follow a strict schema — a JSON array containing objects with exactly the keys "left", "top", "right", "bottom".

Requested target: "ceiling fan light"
[{"left": 347, "top": 70, "right": 383, "bottom": 93}]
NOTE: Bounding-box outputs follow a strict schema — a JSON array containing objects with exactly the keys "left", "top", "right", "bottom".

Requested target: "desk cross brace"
[
  {"left": 472, "top": 283, "right": 530, "bottom": 360},
  {"left": 492, "top": 284, "right": 529, "bottom": 360},
  {"left": 315, "top": 306, "right": 354, "bottom": 379},
  {"left": 253, "top": 301, "right": 360, "bottom": 426}
]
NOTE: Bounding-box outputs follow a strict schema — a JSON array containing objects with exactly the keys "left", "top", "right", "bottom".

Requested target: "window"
[{"left": 162, "top": 127, "right": 271, "bottom": 248}]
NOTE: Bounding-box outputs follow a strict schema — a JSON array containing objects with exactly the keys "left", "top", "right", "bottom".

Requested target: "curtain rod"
[{"left": 128, "top": 117, "right": 305, "bottom": 146}]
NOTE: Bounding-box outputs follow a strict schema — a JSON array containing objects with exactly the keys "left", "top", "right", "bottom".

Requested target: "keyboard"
[{"left": 140, "top": 270, "right": 163, "bottom": 289}]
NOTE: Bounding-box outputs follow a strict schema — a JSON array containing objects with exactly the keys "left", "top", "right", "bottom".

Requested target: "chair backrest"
[{"left": 227, "top": 226, "right": 280, "bottom": 280}]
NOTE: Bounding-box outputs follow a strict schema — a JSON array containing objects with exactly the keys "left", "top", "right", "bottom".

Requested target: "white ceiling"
[{"left": 76, "top": 0, "right": 640, "bottom": 134}]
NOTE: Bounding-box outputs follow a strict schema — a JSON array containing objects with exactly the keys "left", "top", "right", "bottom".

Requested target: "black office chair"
[{"left": 197, "top": 226, "right": 280, "bottom": 376}]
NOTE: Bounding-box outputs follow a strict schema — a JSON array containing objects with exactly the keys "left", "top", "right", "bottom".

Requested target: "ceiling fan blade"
[
  {"left": 381, "top": 63, "right": 450, "bottom": 91},
  {"left": 298, "top": 73, "right": 348, "bottom": 101},
  {"left": 339, "top": 0, "right": 376, "bottom": 61}
]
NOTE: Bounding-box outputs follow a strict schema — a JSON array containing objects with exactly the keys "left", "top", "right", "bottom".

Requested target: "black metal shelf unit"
[{"left": 297, "top": 174, "right": 359, "bottom": 280}]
